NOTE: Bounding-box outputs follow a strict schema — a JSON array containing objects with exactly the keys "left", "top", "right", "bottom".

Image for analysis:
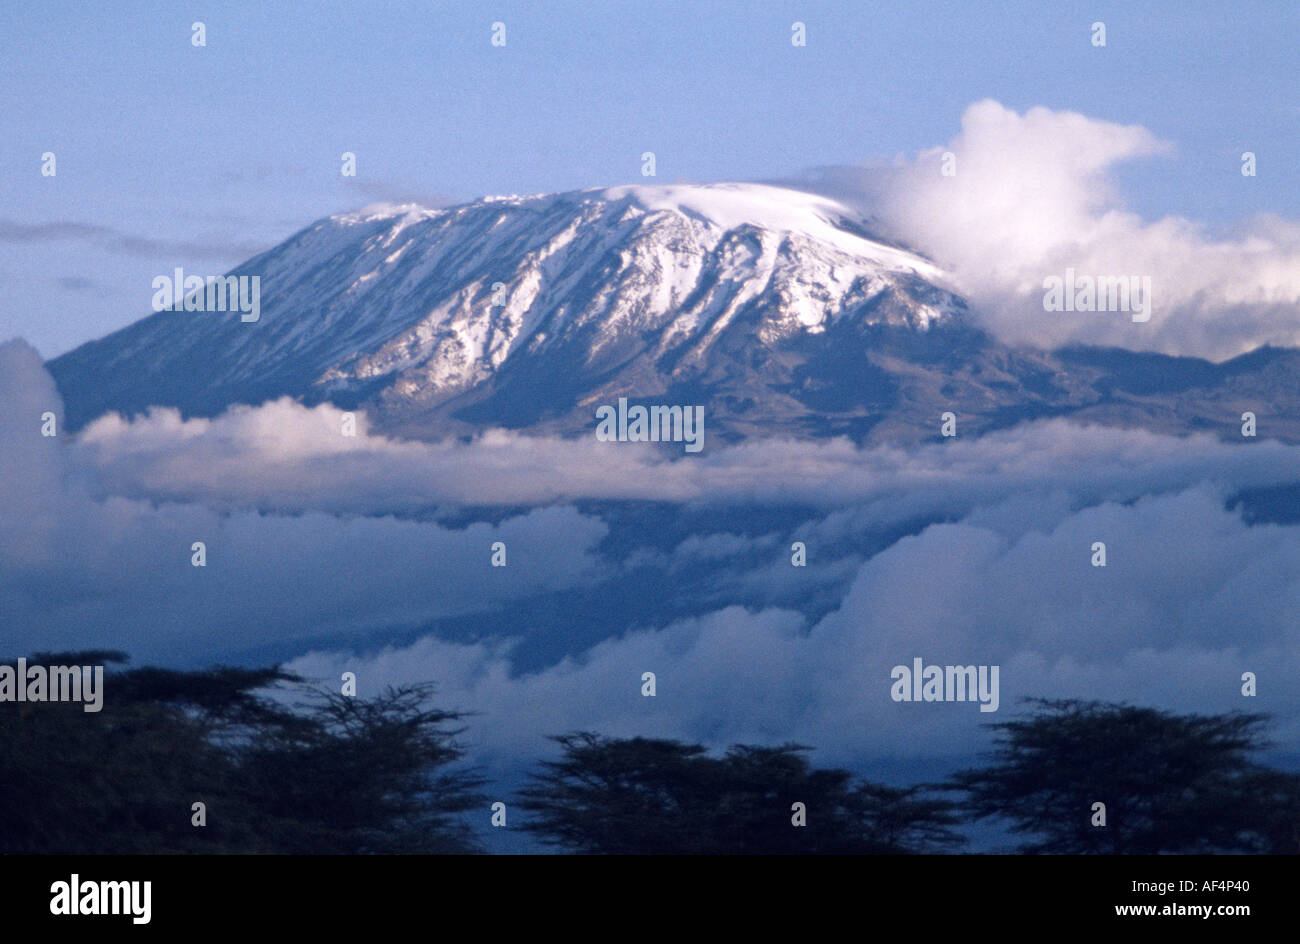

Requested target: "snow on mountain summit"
[
  {"left": 306, "top": 182, "right": 960, "bottom": 395},
  {"left": 598, "top": 182, "right": 945, "bottom": 275},
  {"left": 49, "top": 181, "right": 970, "bottom": 436},
  {"left": 337, "top": 182, "right": 944, "bottom": 280}
]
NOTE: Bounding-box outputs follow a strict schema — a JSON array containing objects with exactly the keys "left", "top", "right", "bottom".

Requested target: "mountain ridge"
[{"left": 47, "top": 182, "right": 1300, "bottom": 445}]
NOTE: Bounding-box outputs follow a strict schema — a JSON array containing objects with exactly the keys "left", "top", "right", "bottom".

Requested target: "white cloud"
[
  {"left": 0, "top": 341, "right": 609, "bottom": 662},
  {"left": 288, "top": 484, "right": 1300, "bottom": 770},
  {"left": 822, "top": 100, "right": 1300, "bottom": 360},
  {"left": 68, "top": 386, "right": 1300, "bottom": 516}
]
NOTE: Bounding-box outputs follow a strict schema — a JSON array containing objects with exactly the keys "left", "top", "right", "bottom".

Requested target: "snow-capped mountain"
[
  {"left": 48, "top": 182, "right": 1300, "bottom": 445},
  {"left": 49, "top": 183, "right": 961, "bottom": 433}
]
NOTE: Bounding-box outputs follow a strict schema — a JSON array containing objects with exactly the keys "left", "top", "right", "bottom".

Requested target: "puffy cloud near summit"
[{"left": 822, "top": 100, "right": 1300, "bottom": 360}]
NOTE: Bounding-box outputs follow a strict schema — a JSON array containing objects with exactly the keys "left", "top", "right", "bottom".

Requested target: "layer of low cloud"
[
  {"left": 71, "top": 390, "right": 1300, "bottom": 518},
  {"left": 289, "top": 482, "right": 1300, "bottom": 770},
  {"left": 0, "top": 341, "right": 608, "bottom": 663}
]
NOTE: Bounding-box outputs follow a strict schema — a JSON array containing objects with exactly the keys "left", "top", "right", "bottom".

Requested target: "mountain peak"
[
  {"left": 49, "top": 181, "right": 969, "bottom": 437},
  {"left": 333, "top": 202, "right": 443, "bottom": 225},
  {"left": 594, "top": 181, "right": 928, "bottom": 265}
]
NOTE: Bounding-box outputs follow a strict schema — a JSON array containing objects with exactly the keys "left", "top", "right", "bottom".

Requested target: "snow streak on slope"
[{"left": 311, "top": 183, "right": 958, "bottom": 400}]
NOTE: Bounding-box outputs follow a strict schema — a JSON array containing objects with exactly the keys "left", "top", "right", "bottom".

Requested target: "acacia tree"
[
  {"left": 518, "top": 732, "right": 965, "bottom": 854},
  {"left": 0, "top": 653, "right": 484, "bottom": 853},
  {"left": 946, "top": 698, "right": 1300, "bottom": 854},
  {"left": 235, "top": 682, "right": 485, "bottom": 854}
]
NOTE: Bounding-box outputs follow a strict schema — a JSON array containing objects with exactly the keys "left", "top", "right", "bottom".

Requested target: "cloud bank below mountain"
[{"left": 3, "top": 340, "right": 1295, "bottom": 773}]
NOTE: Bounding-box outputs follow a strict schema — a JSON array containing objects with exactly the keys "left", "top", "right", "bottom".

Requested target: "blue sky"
[{"left": 2, "top": 0, "right": 1297, "bottom": 356}]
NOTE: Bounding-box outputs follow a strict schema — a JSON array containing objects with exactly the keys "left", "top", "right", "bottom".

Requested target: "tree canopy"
[
  {"left": 0, "top": 652, "right": 483, "bottom": 853},
  {"left": 516, "top": 732, "right": 966, "bottom": 854},
  {"left": 946, "top": 698, "right": 1300, "bottom": 854},
  {"left": 4, "top": 656, "right": 1296, "bottom": 855}
]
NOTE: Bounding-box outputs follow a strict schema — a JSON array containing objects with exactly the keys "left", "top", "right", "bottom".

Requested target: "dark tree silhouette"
[
  {"left": 947, "top": 698, "right": 1300, "bottom": 854},
  {"left": 0, "top": 652, "right": 484, "bottom": 853},
  {"left": 235, "top": 683, "right": 485, "bottom": 853},
  {"left": 517, "top": 732, "right": 965, "bottom": 854}
]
